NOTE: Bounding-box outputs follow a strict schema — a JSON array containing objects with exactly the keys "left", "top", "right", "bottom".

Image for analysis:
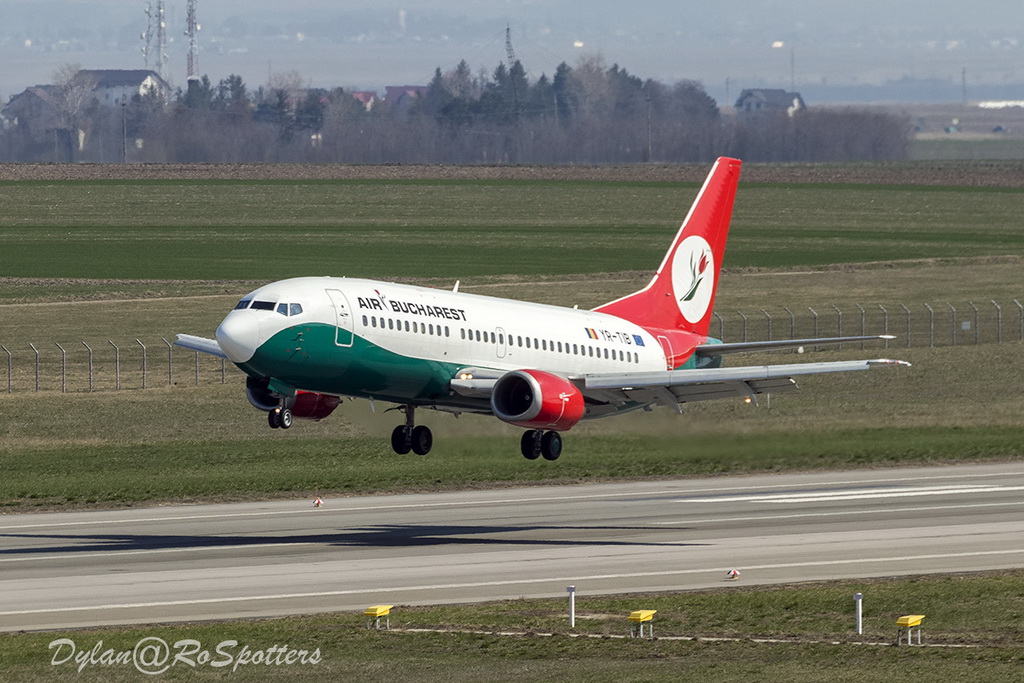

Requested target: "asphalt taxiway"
[{"left": 3, "top": 462, "right": 1024, "bottom": 632}]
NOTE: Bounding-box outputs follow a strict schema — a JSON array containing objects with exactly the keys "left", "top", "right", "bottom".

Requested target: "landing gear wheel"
[
  {"left": 268, "top": 410, "right": 281, "bottom": 429},
  {"left": 411, "top": 425, "right": 433, "bottom": 455},
  {"left": 541, "top": 431, "right": 562, "bottom": 461},
  {"left": 278, "top": 408, "right": 293, "bottom": 429},
  {"left": 520, "top": 430, "right": 541, "bottom": 460},
  {"left": 391, "top": 425, "right": 412, "bottom": 455}
]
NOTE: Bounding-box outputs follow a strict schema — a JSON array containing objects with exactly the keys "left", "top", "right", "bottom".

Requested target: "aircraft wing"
[
  {"left": 695, "top": 335, "right": 895, "bottom": 357},
  {"left": 579, "top": 359, "right": 910, "bottom": 409},
  {"left": 173, "top": 334, "right": 227, "bottom": 359}
]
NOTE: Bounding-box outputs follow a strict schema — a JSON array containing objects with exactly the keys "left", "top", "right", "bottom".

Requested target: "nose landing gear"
[
  {"left": 268, "top": 406, "right": 293, "bottom": 429},
  {"left": 390, "top": 405, "right": 432, "bottom": 455}
]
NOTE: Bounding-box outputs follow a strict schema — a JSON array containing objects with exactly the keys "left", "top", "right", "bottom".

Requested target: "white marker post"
[
  {"left": 854, "top": 593, "right": 863, "bottom": 635},
  {"left": 567, "top": 585, "right": 576, "bottom": 628}
]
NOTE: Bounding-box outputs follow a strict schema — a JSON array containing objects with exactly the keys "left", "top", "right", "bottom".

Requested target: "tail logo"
[{"left": 671, "top": 235, "right": 715, "bottom": 324}]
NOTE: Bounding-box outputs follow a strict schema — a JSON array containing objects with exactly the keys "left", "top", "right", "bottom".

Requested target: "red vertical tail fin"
[{"left": 594, "top": 157, "right": 742, "bottom": 336}]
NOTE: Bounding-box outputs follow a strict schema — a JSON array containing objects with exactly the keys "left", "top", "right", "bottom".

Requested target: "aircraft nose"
[{"left": 216, "top": 311, "right": 261, "bottom": 363}]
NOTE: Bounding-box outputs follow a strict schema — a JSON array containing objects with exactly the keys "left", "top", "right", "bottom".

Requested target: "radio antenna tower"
[
  {"left": 155, "top": 0, "right": 168, "bottom": 82},
  {"left": 142, "top": 3, "right": 155, "bottom": 69},
  {"left": 186, "top": 0, "right": 201, "bottom": 83},
  {"left": 505, "top": 24, "right": 517, "bottom": 66}
]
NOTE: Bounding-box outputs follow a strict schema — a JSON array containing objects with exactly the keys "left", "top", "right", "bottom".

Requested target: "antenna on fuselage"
[{"left": 453, "top": 280, "right": 460, "bottom": 292}]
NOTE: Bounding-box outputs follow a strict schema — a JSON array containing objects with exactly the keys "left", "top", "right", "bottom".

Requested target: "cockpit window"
[
  {"left": 234, "top": 298, "right": 252, "bottom": 310},
  {"left": 273, "top": 302, "right": 305, "bottom": 316},
  {"left": 250, "top": 300, "right": 275, "bottom": 311}
]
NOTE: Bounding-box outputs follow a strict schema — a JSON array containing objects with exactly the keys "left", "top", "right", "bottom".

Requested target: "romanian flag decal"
[{"left": 585, "top": 328, "right": 599, "bottom": 340}]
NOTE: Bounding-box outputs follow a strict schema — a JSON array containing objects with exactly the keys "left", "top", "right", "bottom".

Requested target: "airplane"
[{"left": 175, "top": 157, "right": 909, "bottom": 460}]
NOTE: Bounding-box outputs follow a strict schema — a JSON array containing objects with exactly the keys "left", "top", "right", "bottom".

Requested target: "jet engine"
[
  {"left": 245, "top": 376, "right": 340, "bottom": 421},
  {"left": 490, "top": 369, "right": 585, "bottom": 431}
]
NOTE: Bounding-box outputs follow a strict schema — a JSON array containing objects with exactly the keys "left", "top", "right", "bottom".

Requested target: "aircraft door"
[
  {"left": 495, "top": 327, "right": 507, "bottom": 359},
  {"left": 326, "top": 289, "right": 354, "bottom": 347}
]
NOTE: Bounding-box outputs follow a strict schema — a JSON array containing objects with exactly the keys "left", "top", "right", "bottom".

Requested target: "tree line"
[{"left": 1, "top": 56, "right": 910, "bottom": 164}]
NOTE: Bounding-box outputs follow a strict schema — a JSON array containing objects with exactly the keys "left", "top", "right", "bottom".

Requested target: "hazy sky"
[{"left": 3, "top": 1, "right": 1023, "bottom": 102}]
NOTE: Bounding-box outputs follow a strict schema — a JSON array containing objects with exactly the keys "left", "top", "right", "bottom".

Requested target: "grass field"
[
  {"left": 3, "top": 571, "right": 1024, "bottom": 681},
  {"left": 2, "top": 178, "right": 1024, "bottom": 287}
]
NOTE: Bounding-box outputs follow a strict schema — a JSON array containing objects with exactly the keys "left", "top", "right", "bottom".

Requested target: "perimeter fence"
[{"left": 1, "top": 300, "right": 1022, "bottom": 394}]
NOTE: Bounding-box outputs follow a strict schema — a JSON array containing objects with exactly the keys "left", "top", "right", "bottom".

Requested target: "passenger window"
[
  {"left": 461, "top": 329, "right": 466, "bottom": 340},
  {"left": 498, "top": 334, "right": 504, "bottom": 344},
  {"left": 490, "top": 332, "right": 496, "bottom": 343},
  {"left": 362, "top": 315, "right": 368, "bottom": 326},
  {"left": 429, "top": 324, "right": 435, "bottom": 335},
  {"left": 445, "top": 327, "right": 450, "bottom": 337},
  {"left": 526, "top": 338, "right": 531, "bottom": 349},
  {"left": 404, "top": 321, "right": 410, "bottom": 332}
]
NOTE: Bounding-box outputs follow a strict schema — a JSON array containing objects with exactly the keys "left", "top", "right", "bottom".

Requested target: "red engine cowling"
[
  {"left": 490, "top": 369, "right": 585, "bottom": 431},
  {"left": 290, "top": 391, "right": 341, "bottom": 421}
]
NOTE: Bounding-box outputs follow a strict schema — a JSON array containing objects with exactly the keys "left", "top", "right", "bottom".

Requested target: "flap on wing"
[
  {"left": 582, "top": 358, "right": 909, "bottom": 405},
  {"left": 696, "top": 335, "right": 895, "bottom": 357},
  {"left": 173, "top": 334, "right": 227, "bottom": 359}
]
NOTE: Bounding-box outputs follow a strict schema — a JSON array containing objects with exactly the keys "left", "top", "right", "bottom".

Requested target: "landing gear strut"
[
  {"left": 520, "top": 429, "right": 562, "bottom": 461},
  {"left": 390, "top": 405, "right": 432, "bottom": 455}
]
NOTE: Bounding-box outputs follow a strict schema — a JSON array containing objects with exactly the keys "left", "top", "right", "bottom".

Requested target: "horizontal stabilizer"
[
  {"left": 173, "top": 334, "right": 227, "bottom": 359},
  {"left": 696, "top": 335, "right": 896, "bottom": 357}
]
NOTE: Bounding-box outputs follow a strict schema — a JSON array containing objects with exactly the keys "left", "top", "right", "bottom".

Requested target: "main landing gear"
[
  {"left": 268, "top": 406, "right": 293, "bottom": 429},
  {"left": 520, "top": 429, "right": 563, "bottom": 461},
  {"left": 390, "top": 405, "right": 432, "bottom": 455}
]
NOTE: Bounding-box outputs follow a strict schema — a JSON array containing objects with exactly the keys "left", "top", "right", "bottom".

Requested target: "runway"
[{"left": 3, "top": 462, "right": 1024, "bottom": 632}]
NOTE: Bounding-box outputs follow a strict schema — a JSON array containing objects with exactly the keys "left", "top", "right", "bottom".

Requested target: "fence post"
[
  {"left": 55, "top": 342, "right": 67, "bottom": 393},
  {"left": 878, "top": 305, "right": 889, "bottom": 349},
  {"left": 1, "top": 345, "right": 10, "bottom": 393},
  {"left": 808, "top": 307, "right": 819, "bottom": 349},
  {"left": 856, "top": 304, "right": 866, "bottom": 349},
  {"left": 29, "top": 343, "right": 39, "bottom": 392},
  {"left": 136, "top": 339, "right": 147, "bottom": 389},
  {"left": 195, "top": 351, "right": 200, "bottom": 386},
  {"left": 924, "top": 304, "right": 935, "bottom": 348},
  {"left": 900, "top": 305, "right": 911, "bottom": 348},
  {"left": 109, "top": 340, "right": 121, "bottom": 390},
  {"left": 162, "top": 337, "right": 173, "bottom": 386},
  {"left": 221, "top": 357, "right": 226, "bottom": 384},
  {"left": 713, "top": 312, "right": 724, "bottom": 340},
  {"left": 991, "top": 301, "right": 1002, "bottom": 344},
  {"left": 782, "top": 307, "right": 795, "bottom": 339},
  {"left": 968, "top": 302, "right": 979, "bottom": 344},
  {"left": 761, "top": 309, "right": 773, "bottom": 341},
  {"left": 946, "top": 303, "right": 957, "bottom": 346},
  {"left": 82, "top": 342, "right": 94, "bottom": 392},
  {"left": 1014, "top": 300, "right": 1023, "bottom": 342},
  {"left": 832, "top": 304, "right": 843, "bottom": 349},
  {"left": 737, "top": 310, "right": 748, "bottom": 342}
]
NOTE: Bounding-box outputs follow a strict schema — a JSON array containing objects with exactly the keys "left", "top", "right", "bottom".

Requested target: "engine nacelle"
[
  {"left": 490, "top": 369, "right": 585, "bottom": 431},
  {"left": 245, "top": 376, "right": 340, "bottom": 421}
]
